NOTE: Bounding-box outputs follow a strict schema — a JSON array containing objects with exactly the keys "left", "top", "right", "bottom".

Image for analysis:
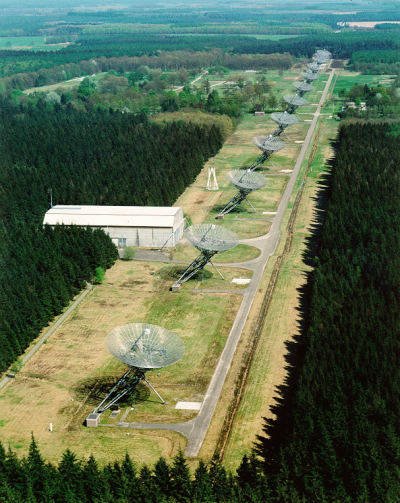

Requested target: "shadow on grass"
[
  {"left": 252, "top": 152, "right": 335, "bottom": 469},
  {"left": 156, "top": 264, "right": 214, "bottom": 284},
  {"left": 72, "top": 375, "right": 151, "bottom": 407}
]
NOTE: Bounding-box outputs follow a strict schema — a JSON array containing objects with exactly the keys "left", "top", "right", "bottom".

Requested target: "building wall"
[{"left": 104, "top": 224, "right": 184, "bottom": 248}]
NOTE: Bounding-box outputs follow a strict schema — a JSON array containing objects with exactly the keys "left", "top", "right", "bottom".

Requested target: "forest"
[
  {"left": 348, "top": 49, "right": 400, "bottom": 75},
  {"left": 0, "top": 99, "right": 224, "bottom": 374},
  {"left": 254, "top": 122, "right": 400, "bottom": 500},
  {"left": 1, "top": 32, "right": 400, "bottom": 87},
  {"left": 1, "top": 5, "right": 400, "bottom": 499},
  {"left": 1, "top": 0, "right": 400, "bottom": 38},
  {"left": 1, "top": 118, "right": 400, "bottom": 502}
]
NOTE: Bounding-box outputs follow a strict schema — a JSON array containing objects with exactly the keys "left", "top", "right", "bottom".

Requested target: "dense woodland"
[
  {"left": 348, "top": 49, "right": 400, "bottom": 75},
  {"left": 2, "top": 32, "right": 400, "bottom": 87},
  {"left": 2, "top": 118, "right": 400, "bottom": 502},
  {"left": 1, "top": 0, "right": 400, "bottom": 38},
  {"left": 1, "top": 6, "right": 400, "bottom": 499},
  {"left": 0, "top": 99, "right": 223, "bottom": 374},
  {"left": 254, "top": 122, "right": 400, "bottom": 500}
]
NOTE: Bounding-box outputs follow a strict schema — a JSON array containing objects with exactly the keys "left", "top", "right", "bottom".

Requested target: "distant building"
[
  {"left": 346, "top": 101, "right": 367, "bottom": 111},
  {"left": 43, "top": 205, "right": 185, "bottom": 248}
]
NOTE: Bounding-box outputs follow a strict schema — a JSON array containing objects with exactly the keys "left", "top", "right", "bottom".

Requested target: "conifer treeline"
[
  {"left": 0, "top": 437, "right": 266, "bottom": 503},
  {"left": 255, "top": 122, "right": 400, "bottom": 500},
  {"left": 0, "top": 98, "right": 223, "bottom": 374},
  {"left": 0, "top": 224, "right": 118, "bottom": 373},
  {"left": 0, "top": 99, "right": 223, "bottom": 220}
]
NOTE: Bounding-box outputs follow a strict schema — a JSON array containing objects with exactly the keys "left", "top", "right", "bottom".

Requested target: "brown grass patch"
[{"left": 0, "top": 260, "right": 241, "bottom": 465}]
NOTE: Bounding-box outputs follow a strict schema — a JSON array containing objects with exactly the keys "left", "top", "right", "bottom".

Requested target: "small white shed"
[{"left": 43, "top": 205, "right": 185, "bottom": 248}]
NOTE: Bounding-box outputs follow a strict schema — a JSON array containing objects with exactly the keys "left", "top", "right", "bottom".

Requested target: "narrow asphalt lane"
[{"left": 121, "top": 68, "right": 336, "bottom": 456}]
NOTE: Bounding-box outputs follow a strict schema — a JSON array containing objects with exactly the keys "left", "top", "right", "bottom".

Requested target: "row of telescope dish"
[
  {"left": 85, "top": 50, "right": 332, "bottom": 424},
  {"left": 171, "top": 50, "right": 331, "bottom": 290}
]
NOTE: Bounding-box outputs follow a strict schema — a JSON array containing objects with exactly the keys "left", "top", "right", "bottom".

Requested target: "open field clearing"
[
  {"left": 23, "top": 73, "right": 107, "bottom": 95},
  {"left": 1, "top": 63, "right": 341, "bottom": 468},
  {"left": 0, "top": 259, "right": 241, "bottom": 465},
  {"left": 156, "top": 264, "right": 253, "bottom": 291},
  {"left": 223, "top": 110, "right": 339, "bottom": 470},
  {"left": 171, "top": 243, "right": 261, "bottom": 264},
  {"left": 348, "top": 21, "right": 400, "bottom": 28},
  {"left": 0, "top": 36, "right": 66, "bottom": 50}
]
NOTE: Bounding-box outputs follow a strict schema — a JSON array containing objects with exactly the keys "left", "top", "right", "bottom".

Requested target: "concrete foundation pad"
[
  {"left": 86, "top": 413, "right": 101, "bottom": 427},
  {"left": 232, "top": 278, "right": 251, "bottom": 285},
  {"left": 176, "top": 402, "right": 202, "bottom": 410}
]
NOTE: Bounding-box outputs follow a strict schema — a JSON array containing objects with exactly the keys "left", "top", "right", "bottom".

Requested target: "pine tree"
[
  {"left": 25, "top": 434, "right": 47, "bottom": 501},
  {"left": 121, "top": 453, "right": 140, "bottom": 503},
  {"left": 169, "top": 450, "right": 192, "bottom": 502},
  {"left": 153, "top": 457, "right": 171, "bottom": 500},
  {"left": 82, "top": 454, "right": 104, "bottom": 503},
  {"left": 57, "top": 449, "right": 84, "bottom": 502},
  {"left": 209, "top": 453, "right": 235, "bottom": 502},
  {"left": 192, "top": 459, "right": 213, "bottom": 503}
]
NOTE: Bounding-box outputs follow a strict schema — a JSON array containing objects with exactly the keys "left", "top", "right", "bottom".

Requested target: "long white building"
[{"left": 43, "top": 205, "right": 185, "bottom": 248}]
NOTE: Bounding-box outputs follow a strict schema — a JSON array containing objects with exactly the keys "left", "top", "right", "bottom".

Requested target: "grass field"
[
  {"left": 333, "top": 73, "right": 396, "bottom": 99},
  {"left": 223, "top": 105, "right": 340, "bottom": 470},
  {"left": 1, "top": 62, "right": 348, "bottom": 469},
  {"left": 0, "top": 259, "right": 242, "bottom": 465},
  {"left": 171, "top": 243, "right": 261, "bottom": 264},
  {"left": 23, "top": 73, "right": 107, "bottom": 95},
  {"left": 250, "top": 35, "right": 304, "bottom": 40},
  {"left": 0, "top": 36, "right": 67, "bottom": 50}
]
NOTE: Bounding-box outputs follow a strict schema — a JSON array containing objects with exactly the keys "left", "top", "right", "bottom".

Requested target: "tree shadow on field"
[{"left": 253, "top": 151, "right": 335, "bottom": 469}]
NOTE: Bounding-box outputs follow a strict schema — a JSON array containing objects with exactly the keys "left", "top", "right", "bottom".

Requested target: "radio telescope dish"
[
  {"left": 217, "top": 170, "right": 268, "bottom": 217},
  {"left": 313, "top": 54, "right": 329, "bottom": 64},
  {"left": 253, "top": 135, "right": 286, "bottom": 154},
  {"left": 227, "top": 170, "right": 268, "bottom": 190},
  {"left": 271, "top": 111, "right": 299, "bottom": 126},
  {"left": 284, "top": 94, "right": 309, "bottom": 107},
  {"left": 173, "top": 224, "right": 239, "bottom": 286},
  {"left": 293, "top": 81, "right": 314, "bottom": 95},
  {"left": 315, "top": 50, "right": 331, "bottom": 58},
  {"left": 247, "top": 136, "right": 286, "bottom": 171},
  {"left": 301, "top": 71, "right": 319, "bottom": 82},
  {"left": 270, "top": 111, "right": 299, "bottom": 139},
  {"left": 106, "top": 323, "right": 185, "bottom": 369},
  {"left": 87, "top": 324, "right": 185, "bottom": 421},
  {"left": 185, "top": 223, "right": 239, "bottom": 252},
  {"left": 307, "top": 62, "right": 322, "bottom": 73}
]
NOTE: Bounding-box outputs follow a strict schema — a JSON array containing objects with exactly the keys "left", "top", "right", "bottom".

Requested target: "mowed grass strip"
[
  {"left": 171, "top": 244, "right": 261, "bottom": 263},
  {"left": 1, "top": 64, "right": 338, "bottom": 468},
  {"left": 0, "top": 260, "right": 241, "bottom": 465},
  {"left": 223, "top": 120, "right": 339, "bottom": 470}
]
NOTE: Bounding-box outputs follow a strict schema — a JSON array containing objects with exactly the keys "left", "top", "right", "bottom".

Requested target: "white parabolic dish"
[
  {"left": 185, "top": 223, "right": 239, "bottom": 252},
  {"left": 106, "top": 323, "right": 185, "bottom": 369},
  {"left": 227, "top": 169, "right": 268, "bottom": 190}
]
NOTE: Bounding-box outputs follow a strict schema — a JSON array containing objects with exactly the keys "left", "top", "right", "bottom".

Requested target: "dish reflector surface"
[{"left": 106, "top": 323, "right": 185, "bottom": 369}]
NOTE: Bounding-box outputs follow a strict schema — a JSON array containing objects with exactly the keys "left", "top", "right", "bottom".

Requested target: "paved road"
[{"left": 123, "top": 69, "right": 336, "bottom": 455}]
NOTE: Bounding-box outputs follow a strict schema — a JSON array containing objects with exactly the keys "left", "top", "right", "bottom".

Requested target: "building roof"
[{"left": 43, "top": 205, "right": 183, "bottom": 228}]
